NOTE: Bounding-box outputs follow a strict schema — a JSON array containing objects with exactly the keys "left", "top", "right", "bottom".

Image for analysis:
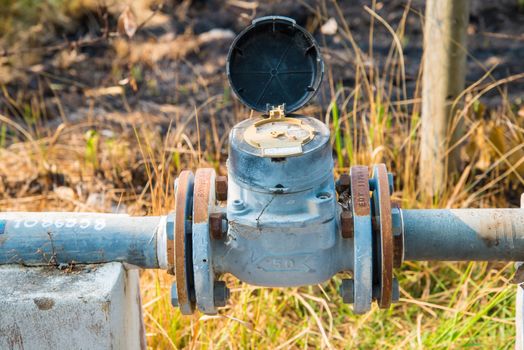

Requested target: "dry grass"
[{"left": 1, "top": 0, "right": 524, "bottom": 349}]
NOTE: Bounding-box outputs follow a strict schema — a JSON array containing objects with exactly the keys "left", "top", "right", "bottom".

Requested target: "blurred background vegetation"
[{"left": 1, "top": 0, "right": 524, "bottom": 348}]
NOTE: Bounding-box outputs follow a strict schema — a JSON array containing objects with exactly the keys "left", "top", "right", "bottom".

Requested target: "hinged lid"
[{"left": 226, "top": 16, "right": 324, "bottom": 114}]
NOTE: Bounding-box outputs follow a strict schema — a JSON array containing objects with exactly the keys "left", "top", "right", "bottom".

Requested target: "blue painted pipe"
[
  {"left": 403, "top": 209, "right": 524, "bottom": 261},
  {"left": 2, "top": 208, "right": 524, "bottom": 268},
  {"left": 0, "top": 212, "right": 167, "bottom": 268}
]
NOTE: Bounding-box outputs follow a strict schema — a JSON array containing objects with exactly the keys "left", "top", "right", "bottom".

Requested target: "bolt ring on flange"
[
  {"left": 350, "top": 165, "right": 373, "bottom": 314},
  {"left": 371, "top": 164, "right": 394, "bottom": 309},
  {"left": 174, "top": 170, "right": 196, "bottom": 315}
]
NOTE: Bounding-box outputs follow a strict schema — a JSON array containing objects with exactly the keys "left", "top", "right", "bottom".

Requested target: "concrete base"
[{"left": 0, "top": 263, "right": 146, "bottom": 350}]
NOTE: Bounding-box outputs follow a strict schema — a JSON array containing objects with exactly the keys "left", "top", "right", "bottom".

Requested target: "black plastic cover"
[{"left": 226, "top": 16, "right": 324, "bottom": 113}]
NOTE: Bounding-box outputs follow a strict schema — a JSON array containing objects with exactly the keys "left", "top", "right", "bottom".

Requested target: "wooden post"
[{"left": 420, "top": 0, "right": 469, "bottom": 197}]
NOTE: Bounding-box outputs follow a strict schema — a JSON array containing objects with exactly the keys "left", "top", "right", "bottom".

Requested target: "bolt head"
[
  {"left": 210, "top": 212, "right": 227, "bottom": 240},
  {"left": 340, "top": 279, "right": 354, "bottom": 304},
  {"left": 336, "top": 173, "right": 351, "bottom": 194},
  {"left": 166, "top": 213, "right": 175, "bottom": 240},
  {"left": 387, "top": 172, "right": 394, "bottom": 195},
  {"left": 213, "top": 281, "right": 230, "bottom": 307},
  {"left": 171, "top": 283, "right": 179, "bottom": 307},
  {"left": 391, "top": 206, "right": 402, "bottom": 236},
  {"left": 232, "top": 199, "right": 245, "bottom": 211}
]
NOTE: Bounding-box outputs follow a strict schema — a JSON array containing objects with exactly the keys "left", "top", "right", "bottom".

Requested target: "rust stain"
[
  {"left": 174, "top": 170, "right": 194, "bottom": 313},
  {"left": 33, "top": 297, "right": 55, "bottom": 311},
  {"left": 350, "top": 166, "right": 370, "bottom": 216},
  {"left": 374, "top": 164, "right": 393, "bottom": 309},
  {"left": 193, "top": 168, "right": 215, "bottom": 224}
]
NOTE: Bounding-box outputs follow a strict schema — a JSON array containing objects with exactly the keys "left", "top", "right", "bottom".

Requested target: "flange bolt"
[
  {"left": 213, "top": 281, "right": 230, "bottom": 307},
  {"left": 336, "top": 173, "right": 351, "bottom": 194},
  {"left": 340, "top": 211, "right": 354, "bottom": 238},
  {"left": 340, "top": 279, "right": 354, "bottom": 304},
  {"left": 392, "top": 203, "right": 404, "bottom": 268},
  {"left": 387, "top": 172, "right": 394, "bottom": 195},
  {"left": 210, "top": 212, "right": 227, "bottom": 239},
  {"left": 216, "top": 176, "right": 228, "bottom": 201}
]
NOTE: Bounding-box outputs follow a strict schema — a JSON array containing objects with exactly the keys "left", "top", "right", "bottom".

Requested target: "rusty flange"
[
  {"left": 371, "top": 164, "right": 394, "bottom": 309},
  {"left": 192, "top": 168, "right": 222, "bottom": 314},
  {"left": 174, "top": 170, "right": 196, "bottom": 315},
  {"left": 350, "top": 165, "right": 373, "bottom": 314}
]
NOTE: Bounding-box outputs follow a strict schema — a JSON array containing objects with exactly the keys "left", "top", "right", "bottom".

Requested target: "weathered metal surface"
[
  {"left": 0, "top": 263, "right": 146, "bottom": 350},
  {"left": 0, "top": 212, "right": 163, "bottom": 268},
  {"left": 341, "top": 211, "right": 354, "bottom": 238},
  {"left": 213, "top": 118, "right": 348, "bottom": 288},
  {"left": 371, "top": 164, "right": 393, "bottom": 309},
  {"left": 192, "top": 168, "right": 218, "bottom": 314},
  {"left": 403, "top": 209, "right": 524, "bottom": 261},
  {"left": 215, "top": 176, "right": 228, "bottom": 202},
  {"left": 391, "top": 203, "right": 404, "bottom": 268},
  {"left": 336, "top": 173, "right": 351, "bottom": 194},
  {"left": 174, "top": 170, "right": 195, "bottom": 315},
  {"left": 350, "top": 165, "right": 373, "bottom": 314},
  {"left": 228, "top": 116, "right": 332, "bottom": 193},
  {"left": 210, "top": 212, "right": 226, "bottom": 240}
]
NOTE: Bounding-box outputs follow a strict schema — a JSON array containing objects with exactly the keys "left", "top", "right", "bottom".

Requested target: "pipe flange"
[
  {"left": 371, "top": 164, "right": 394, "bottom": 309},
  {"left": 174, "top": 170, "right": 196, "bottom": 315},
  {"left": 350, "top": 165, "right": 373, "bottom": 314},
  {"left": 193, "top": 168, "right": 221, "bottom": 314}
]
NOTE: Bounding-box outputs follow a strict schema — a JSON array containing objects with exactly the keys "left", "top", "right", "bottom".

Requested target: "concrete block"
[{"left": 0, "top": 263, "right": 146, "bottom": 350}]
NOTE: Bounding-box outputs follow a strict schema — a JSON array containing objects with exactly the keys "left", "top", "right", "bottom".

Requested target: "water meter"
[{"left": 166, "top": 15, "right": 399, "bottom": 315}]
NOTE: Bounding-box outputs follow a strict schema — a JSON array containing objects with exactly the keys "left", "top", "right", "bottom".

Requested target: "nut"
[
  {"left": 392, "top": 278, "right": 400, "bottom": 303},
  {"left": 336, "top": 173, "right": 351, "bottom": 194},
  {"left": 387, "top": 172, "right": 394, "bottom": 195},
  {"left": 340, "top": 211, "right": 354, "bottom": 238},
  {"left": 210, "top": 212, "right": 227, "bottom": 240},
  {"left": 340, "top": 279, "right": 354, "bottom": 304},
  {"left": 171, "top": 283, "right": 179, "bottom": 307},
  {"left": 166, "top": 213, "right": 175, "bottom": 275},
  {"left": 213, "top": 281, "right": 230, "bottom": 307},
  {"left": 391, "top": 203, "right": 404, "bottom": 268},
  {"left": 215, "top": 176, "right": 228, "bottom": 201}
]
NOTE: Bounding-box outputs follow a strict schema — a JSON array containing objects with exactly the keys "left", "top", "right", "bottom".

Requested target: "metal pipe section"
[
  {"left": 403, "top": 209, "right": 524, "bottom": 261},
  {"left": 0, "top": 212, "right": 167, "bottom": 269}
]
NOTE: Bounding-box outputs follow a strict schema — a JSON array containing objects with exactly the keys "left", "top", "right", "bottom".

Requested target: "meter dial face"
[
  {"left": 255, "top": 121, "right": 310, "bottom": 142},
  {"left": 243, "top": 118, "right": 315, "bottom": 157}
]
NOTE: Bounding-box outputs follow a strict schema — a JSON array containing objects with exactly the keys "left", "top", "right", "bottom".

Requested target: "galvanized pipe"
[
  {"left": 0, "top": 212, "right": 167, "bottom": 269},
  {"left": 403, "top": 209, "right": 524, "bottom": 261}
]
